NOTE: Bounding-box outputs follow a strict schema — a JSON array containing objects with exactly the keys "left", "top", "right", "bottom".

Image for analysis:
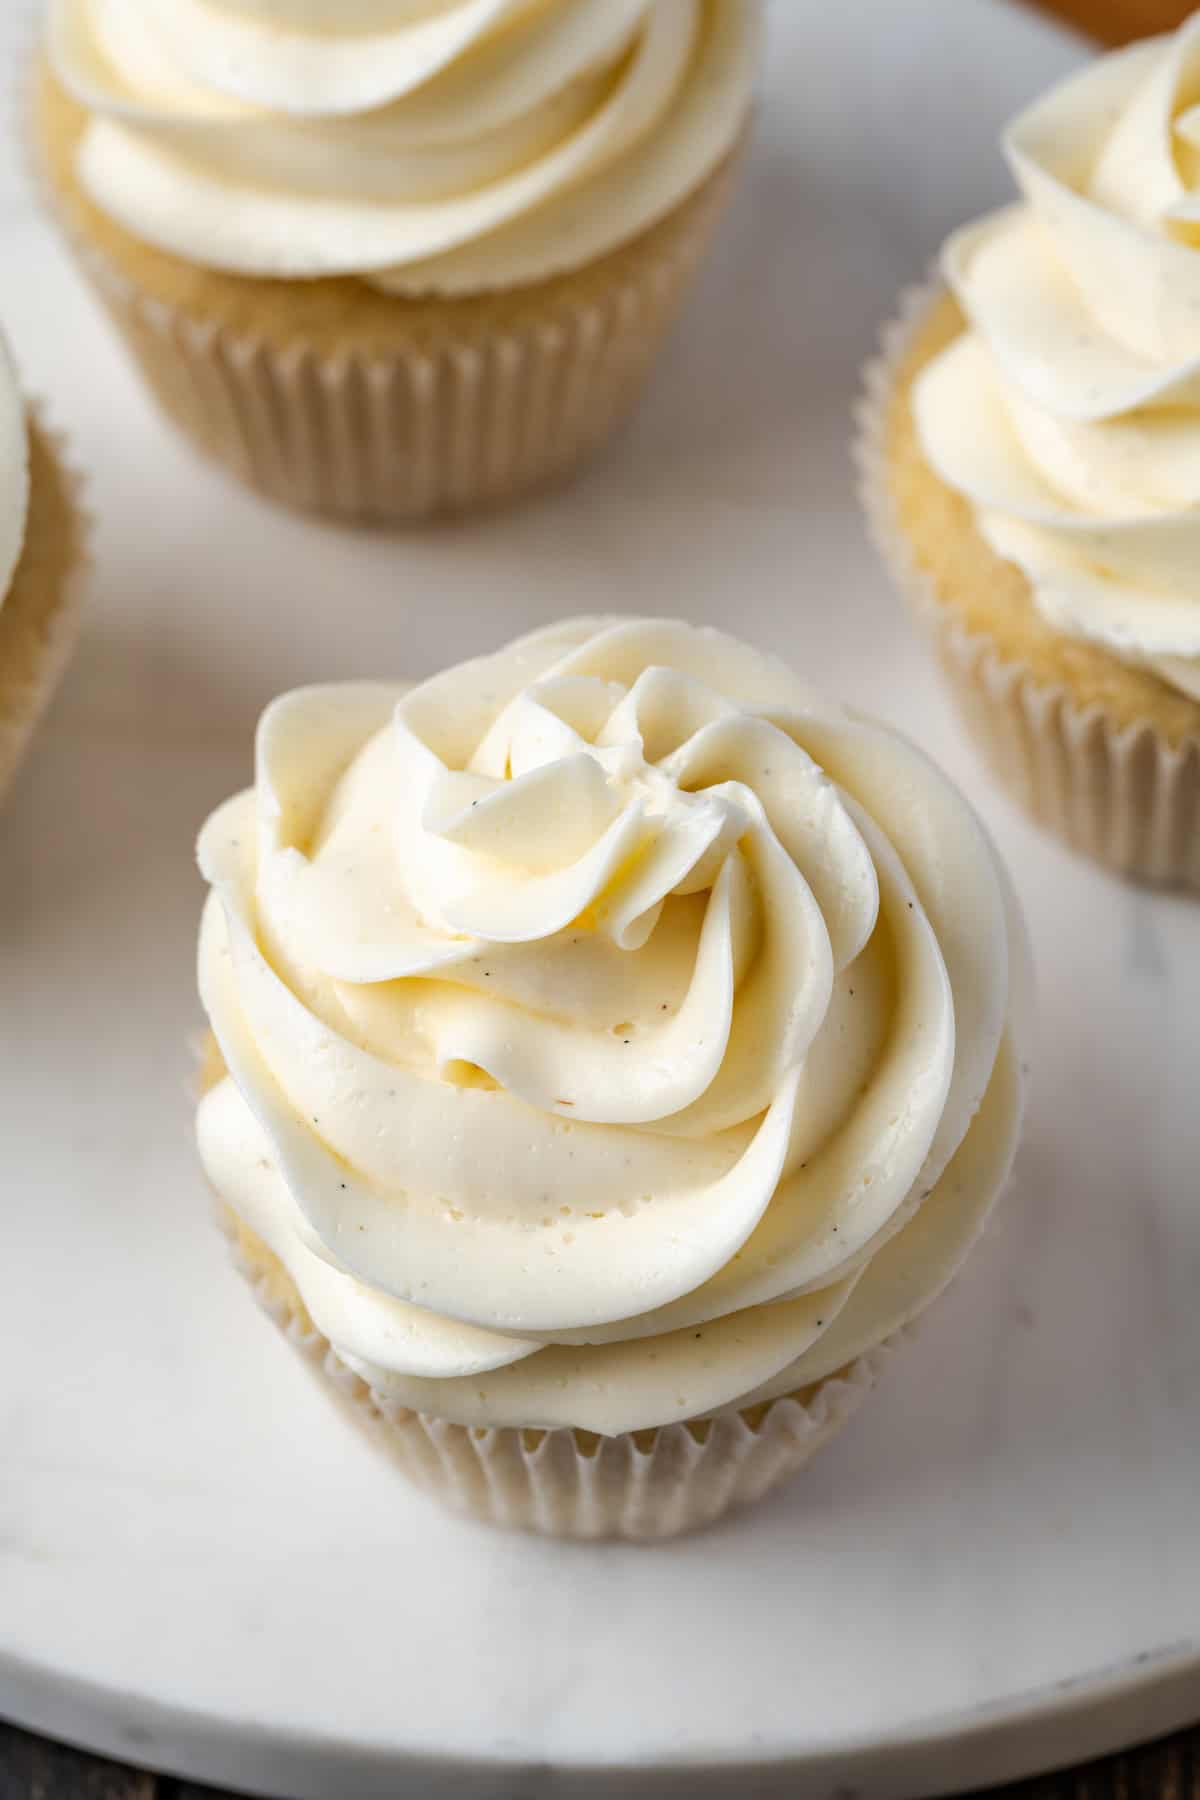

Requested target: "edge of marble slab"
[{"left": 3, "top": 1640, "right": 1198, "bottom": 1799}]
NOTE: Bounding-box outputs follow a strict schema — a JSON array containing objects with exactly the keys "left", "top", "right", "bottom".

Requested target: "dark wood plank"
[
  {"left": 986, "top": 1726, "right": 1200, "bottom": 1797},
  {"left": 3, "top": 1717, "right": 1200, "bottom": 1797},
  {"left": 0, "top": 1720, "right": 155, "bottom": 1800}
]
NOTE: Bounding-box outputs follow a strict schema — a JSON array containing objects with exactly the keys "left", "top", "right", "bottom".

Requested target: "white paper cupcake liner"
[
  {"left": 220, "top": 1211, "right": 892, "bottom": 1543},
  {"left": 0, "top": 409, "right": 90, "bottom": 803},
  {"left": 856, "top": 275, "right": 1200, "bottom": 893},
  {"left": 34, "top": 70, "right": 741, "bottom": 526}
]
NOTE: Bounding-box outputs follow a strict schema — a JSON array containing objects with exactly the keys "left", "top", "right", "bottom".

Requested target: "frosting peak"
[
  {"left": 50, "top": 0, "right": 761, "bottom": 291},
  {"left": 915, "top": 15, "right": 1200, "bottom": 702},
  {"left": 197, "top": 619, "right": 1029, "bottom": 1435}
]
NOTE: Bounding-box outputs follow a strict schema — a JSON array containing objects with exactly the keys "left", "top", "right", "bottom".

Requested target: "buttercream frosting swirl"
[
  {"left": 49, "top": 0, "right": 760, "bottom": 291},
  {"left": 196, "top": 618, "right": 1029, "bottom": 1437},
  {"left": 914, "top": 16, "right": 1200, "bottom": 703},
  {"left": 0, "top": 332, "right": 29, "bottom": 608}
]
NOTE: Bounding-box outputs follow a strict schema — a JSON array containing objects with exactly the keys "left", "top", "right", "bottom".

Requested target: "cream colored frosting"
[
  {"left": 49, "top": 0, "right": 761, "bottom": 292},
  {"left": 0, "top": 332, "right": 29, "bottom": 608},
  {"left": 914, "top": 18, "right": 1200, "bottom": 703},
  {"left": 195, "top": 618, "right": 1030, "bottom": 1437}
]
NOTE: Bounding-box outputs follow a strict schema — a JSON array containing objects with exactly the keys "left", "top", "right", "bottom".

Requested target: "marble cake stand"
[{"left": 2, "top": 2, "right": 1198, "bottom": 1795}]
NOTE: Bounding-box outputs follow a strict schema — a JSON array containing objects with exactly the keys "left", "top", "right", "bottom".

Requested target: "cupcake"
[
  {"left": 37, "top": 1, "right": 760, "bottom": 524},
  {"left": 195, "top": 616, "right": 1030, "bottom": 1540},
  {"left": 0, "top": 327, "right": 88, "bottom": 803},
  {"left": 860, "top": 18, "right": 1200, "bottom": 891}
]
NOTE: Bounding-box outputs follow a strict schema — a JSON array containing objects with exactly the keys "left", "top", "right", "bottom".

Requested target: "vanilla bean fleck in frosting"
[
  {"left": 914, "top": 15, "right": 1200, "bottom": 703},
  {"left": 196, "top": 617, "right": 1029, "bottom": 1436},
  {"left": 49, "top": 0, "right": 760, "bottom": 291},
  {"left": 0, "top": 334, "right": 29, "bottom": 608}
]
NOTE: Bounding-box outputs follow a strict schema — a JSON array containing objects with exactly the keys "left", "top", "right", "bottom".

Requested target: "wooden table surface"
[
  {"left": 3, "top": 1, "right": 1196, "bottom": 1796},
  {"left": 0, "top": 1715, "right": 1197, "bottom": 1800}
]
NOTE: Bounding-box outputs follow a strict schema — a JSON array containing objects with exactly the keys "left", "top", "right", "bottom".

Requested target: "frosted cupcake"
[
  {"left": 0, "top": 328, "right": 88, "bottom": 802},
  {"left": 37, "top": 2, "right": 760, "bottom": 523},
  {"left": 195, "top": 616, "right": 1030, "bottom": 1540},
  {"left": 861, "top": 17, "right": 1200, "bottom": 890}
]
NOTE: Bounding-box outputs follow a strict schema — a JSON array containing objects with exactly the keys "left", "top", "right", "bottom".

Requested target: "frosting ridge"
[
  {"left": 196, "top": 618, "right": 1029, "bottom": 1435},
  {"left": 50, "top": 0, "right": 761, "bottom": 291},
  {"left": 914, "top": 17, "right": 1200, "bottom": 702}
]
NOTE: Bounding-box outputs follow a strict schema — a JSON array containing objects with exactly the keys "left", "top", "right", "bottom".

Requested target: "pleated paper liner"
[
  {"left": 222, "top": 1208, "right": 891, "bottom": 1543},
  {"left": 34, "top": 63, "right": 743, "bottom": 527},
  {"left": 0, "top": 410, "right": 89, "bottom": 803},
  {"left": 856, "top": 276, "right": 1200, "bottom": 893},
  {"left": 198, "top": 1024, "right": 889, "bottom": 1543}
]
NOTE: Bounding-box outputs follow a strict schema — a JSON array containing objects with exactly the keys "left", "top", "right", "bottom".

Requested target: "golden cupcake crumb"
[{"left": 884, "top": 290, "right": 1200, "bottom": 750}]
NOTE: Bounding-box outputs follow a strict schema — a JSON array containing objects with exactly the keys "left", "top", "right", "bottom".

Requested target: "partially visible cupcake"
[
  {"left": 0, "top": 326, "right": 88, "bottom": 803},
  {"left": 195, "top": 616, "right": 1030, "bottom": 1541},
  {"left": 36, "top": 1, "right": 760, "bottom": 524},
  {"left": 860, "top": 18, "right": 1200, "bottom": 890}
]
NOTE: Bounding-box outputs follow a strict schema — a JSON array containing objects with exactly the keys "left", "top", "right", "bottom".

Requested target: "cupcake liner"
[
  {"left": 856, "top": 274, "right": 1200, "bottom": 893},
  {"left": 218, "top": 1204, "right": 890, "bottom": 1543},
  {"left": 0, "top": 410, "right": 89, "bottom": 803},
  {"left": 34, "top": 68, "right": 741, "bottom": 525}
]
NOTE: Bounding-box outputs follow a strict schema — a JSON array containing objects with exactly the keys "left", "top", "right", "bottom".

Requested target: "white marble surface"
[{"left": 1, "top": 2, "right": 1199, "bottom": 1796}]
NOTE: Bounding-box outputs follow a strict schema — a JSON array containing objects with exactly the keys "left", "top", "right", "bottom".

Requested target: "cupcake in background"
[
  {"left": 0, "top": 325, "right": 88, "bottom": 803},
  {"left": 860, "top": 16, "right": 1200, "bottom": 891},
  {"left": 37, "top": 1, "right": 761, "bottom": 524},
  {"left": 195, "top": 616, "right": 1030, "bottom": 1541}
]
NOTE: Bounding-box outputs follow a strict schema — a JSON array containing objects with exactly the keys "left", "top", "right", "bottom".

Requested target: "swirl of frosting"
[
  {"left": 48, "top": 0, "right": 760, "bottom": 291},
  {"left": 196, "top": 618, "right": 1029, "bottom": 1436},
  {"left": 913, "top": 17, "right": 1200, "bottom": 703},
  {"left": 0, "top": 332, "right": 29, "bottom": 608}
]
